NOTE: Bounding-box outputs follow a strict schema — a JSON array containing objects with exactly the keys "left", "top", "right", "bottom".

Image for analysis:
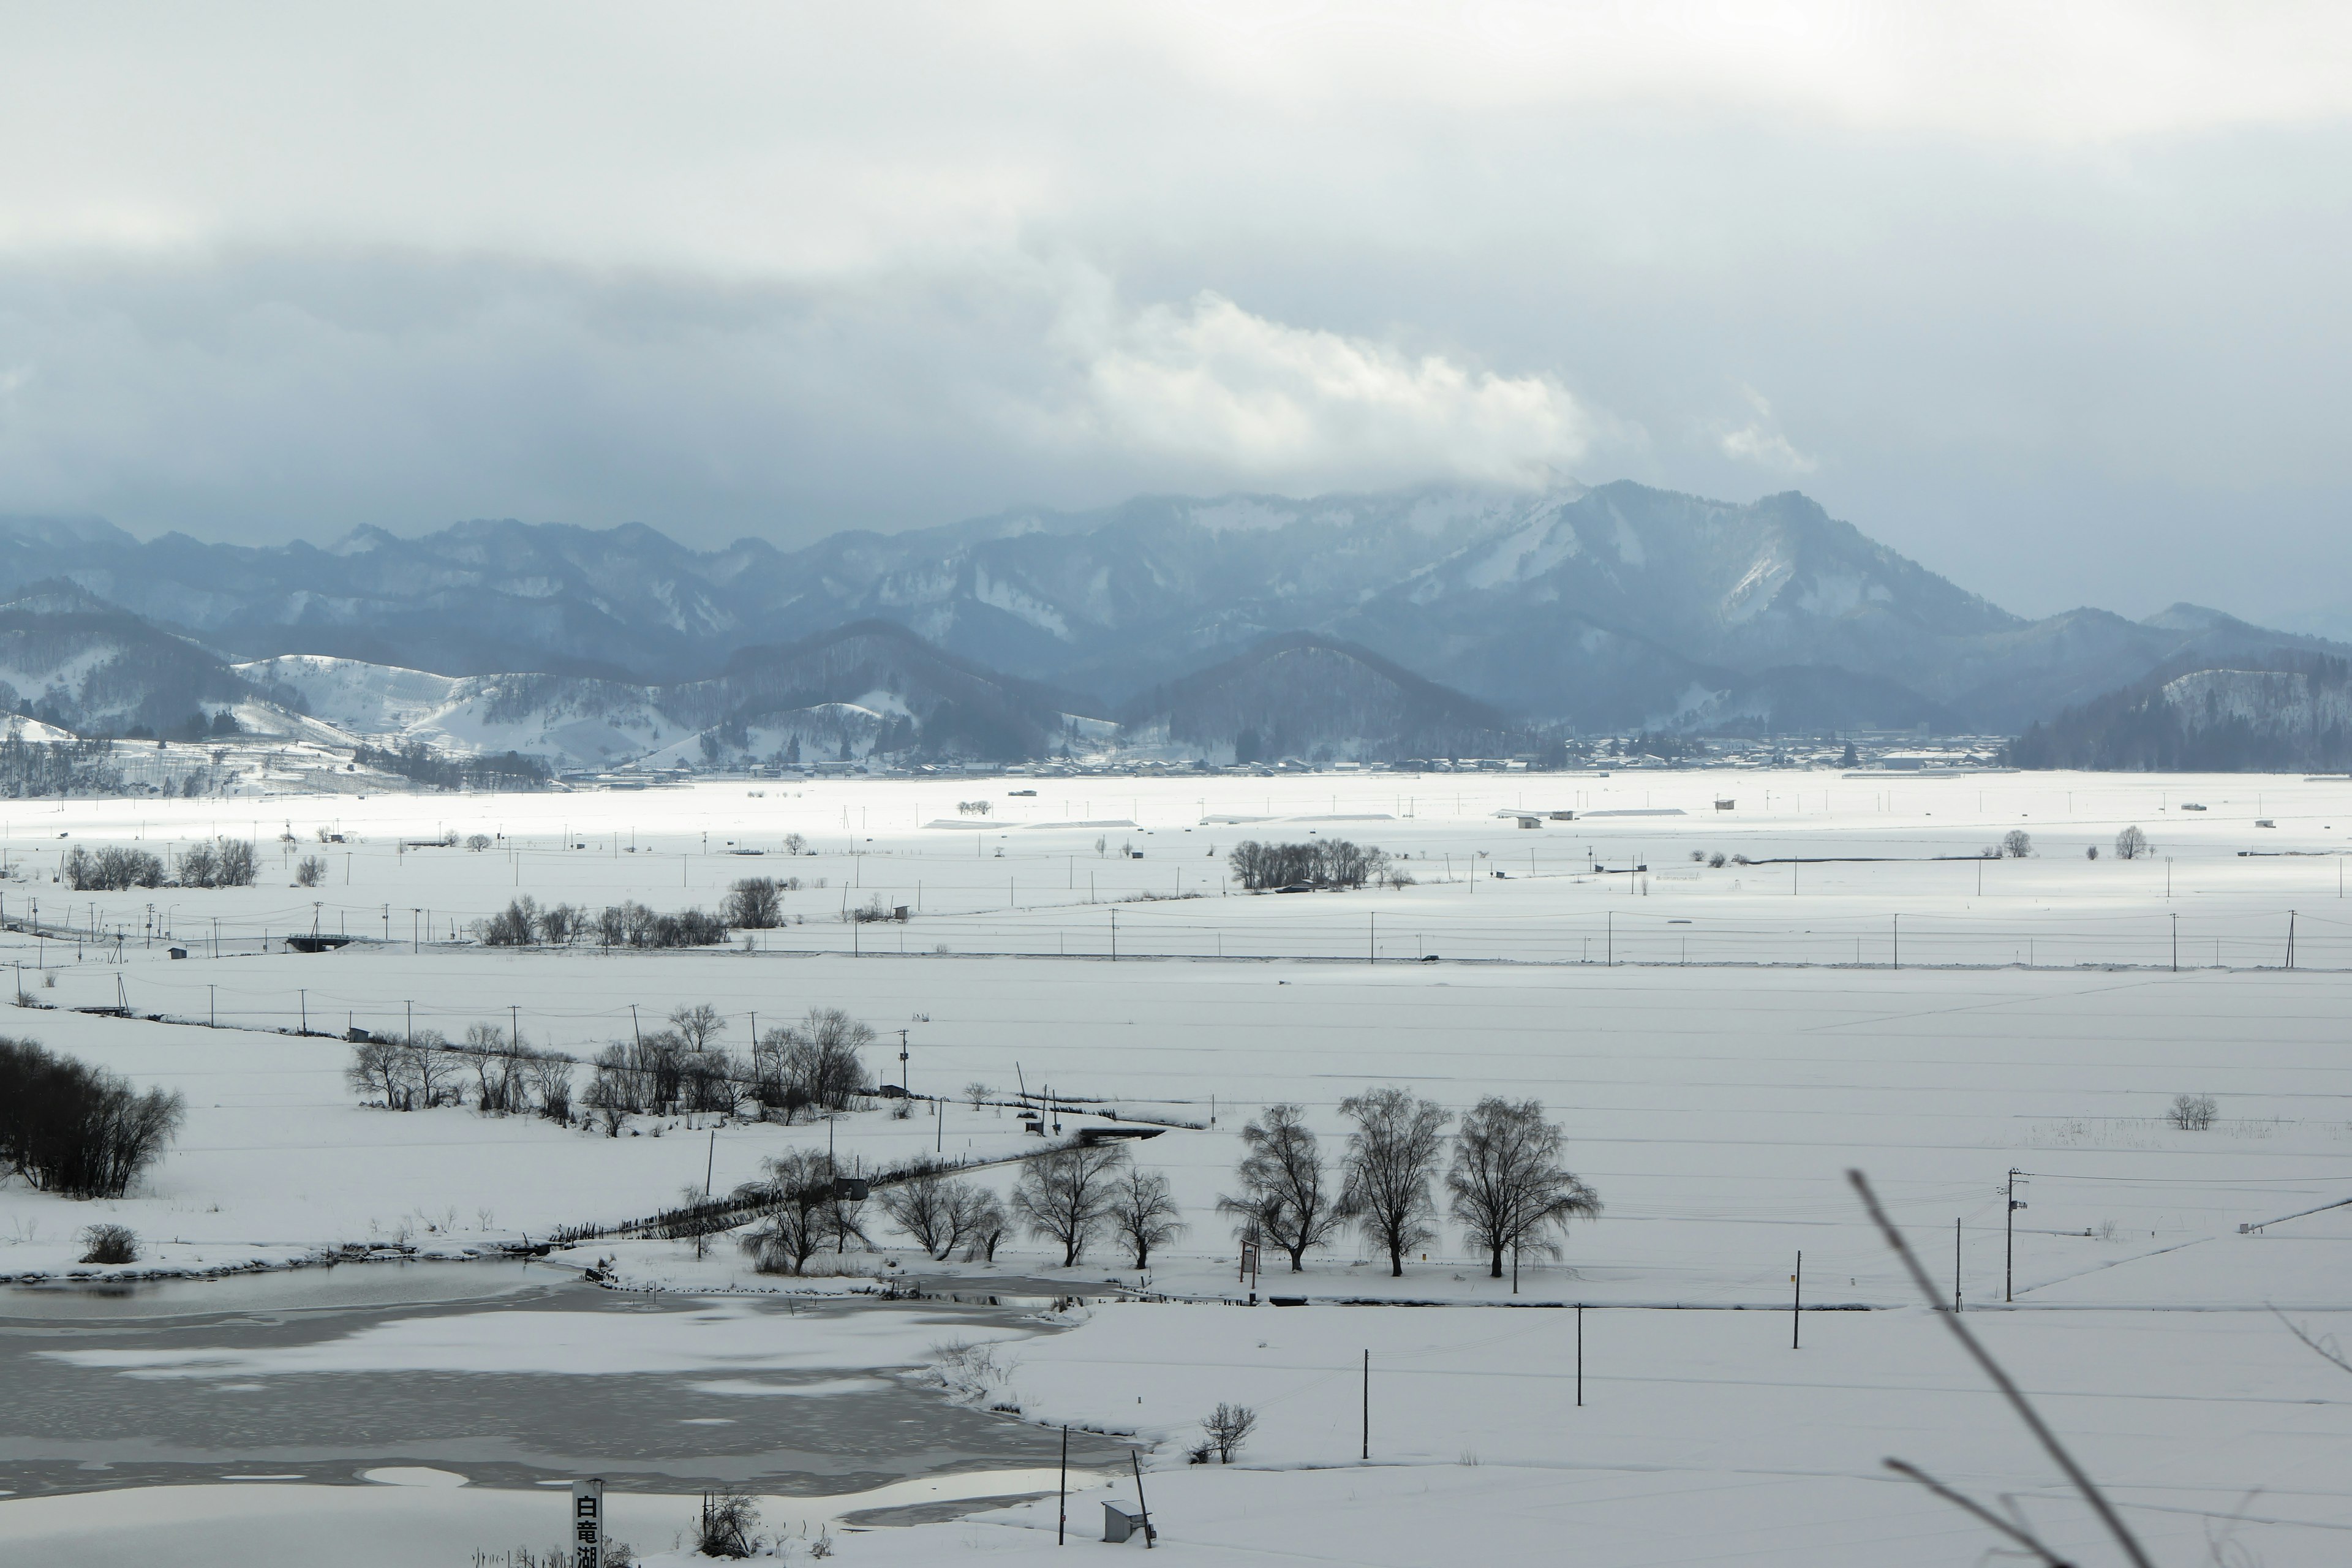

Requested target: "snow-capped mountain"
[
  {"left": 1, "top": 481, "right": 2343, "bottom": 737},
  {"left": 239, "top": 621, "right": 1109, "bottom": 769}
]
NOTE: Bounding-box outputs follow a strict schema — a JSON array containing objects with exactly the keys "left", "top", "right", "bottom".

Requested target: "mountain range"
[{"left": 0, "top": 480, "right": 2340, "bottom": 766}]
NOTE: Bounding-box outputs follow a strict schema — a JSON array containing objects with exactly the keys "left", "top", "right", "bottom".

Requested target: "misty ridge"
[{"left": 0, "top": 477, "right": 2343, "bottom": 770}]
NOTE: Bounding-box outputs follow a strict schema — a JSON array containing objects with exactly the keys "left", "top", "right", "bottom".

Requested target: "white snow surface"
[{"left": 4, "top": 769, "right": 2352, "bottom": 1566}]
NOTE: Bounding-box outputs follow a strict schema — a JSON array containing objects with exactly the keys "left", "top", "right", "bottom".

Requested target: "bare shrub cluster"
[
  {"left": 176, "top": 837, "right": 259, "bottom": 888},
  {"left": 0, "top": 1036, "right": 186, "bottom": 1198},
  {"left": 62, "top": 846, "right": 164, "bottom": 890},
  {"left": 471, "top": 896, "right": 725, "bottom": 948}
]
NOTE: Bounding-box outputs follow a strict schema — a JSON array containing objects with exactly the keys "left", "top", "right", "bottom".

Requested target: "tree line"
[
  {"left": 474, "top": 876, "right": 816, "bottom": 949},
  {"left": 1227, "top": 839, "right": 1400, "bottom": 891},
  {"left": 475, "top": 895, "right": 728, "bottom": 949},
  {"left": 64, "top": 837, "right": 257, "bottom": 890},
  {"left": 344, "top": 1003, "right": 879, "bottom": 1132},
  {"left": 741, "top": 1087, "right": 1596, "bottom": 1282}
]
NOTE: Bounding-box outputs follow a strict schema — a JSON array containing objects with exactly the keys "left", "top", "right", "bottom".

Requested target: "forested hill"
[{"left": 2010, "top": 654, "right": 2352, "bottom": 771}]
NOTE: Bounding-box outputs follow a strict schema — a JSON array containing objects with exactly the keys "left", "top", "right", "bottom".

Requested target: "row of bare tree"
[
  {"left": 741, "top": 1089, "right": 1596, "bottom": 1281},
  {"left": 1220, "top": 1093, "right": 1597, "bottom": 1279},
  {"left": 345, "top": 1027, "right": 576, "bottom": 1119}
]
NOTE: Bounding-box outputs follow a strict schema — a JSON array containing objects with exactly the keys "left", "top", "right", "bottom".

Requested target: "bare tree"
[
  {"left": 880, "top": 1171, "right": 985, "bottom": 1260},
  {"left": 740, "top": 1150, "right": 849, "bottom": 1275},
  {"left": 345, "top": 1038, "right": 409, "bottom": 1108},
  {"left": 295, "top": 854, "right": 326, "bottom": 887},
  {"left": 669, "top": 1003, "right": 726, "bottom": 1053},
  {"left": 774, "top": 1007, "right": 872, "bottom": 1111},
  {"left": 2168, "top": 1092, "right": 2218, "bottom": 1131},
  {"left": 2001, "top": 829, "right": 2034, "bottom": 859},
  {"left": 1014, "top": 1143, "right": 1127, "bottom": 1266},
  {"left": 1217, "top": 1104, "right": 1341, "bottom": 1272},
  {"left": 522, "top": 1049, "right": 573, "bottom": 1121},
  {"left": 722, "top": 877, "right": 783, "bottom": 929},
  {"left": 463, "top": 1023, "right": 522, "bottom": 1113},
  {"left": 402, "top": 1030, "right": 461, "bottom": 1108},
  {"left": 1339, "top": 1087, "right": 1450, "bottom": 1277},
  {"left": 1202, "top": 1403, "right": 1258, "bottom": 1463},
  {"left": 959, "top": 1186, "right": 1009, "bottom": 1262},
  {"left": 1110, "top": 1167, "right": 1186, "bottom": 1268},
  {"left": 2114, "top": 825, "right": 2152, "bottom": 861},
  {"left": 964, "top": 1080, "right": 995, "bottom": 1112},
  {"left": 1446, "top": 1097, "right": 1601, "bottom": 1279}
]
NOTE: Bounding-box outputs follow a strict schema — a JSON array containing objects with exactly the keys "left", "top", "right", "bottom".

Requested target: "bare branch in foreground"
[
  {"left": 1882, "top": 1460, "right": 2076, "bottom": 1568},
  {"left": 2272, "top": 1305, "right": 2352, "bottom": 1377},
  {"left": 1848, "top": 1168, "right": 2154, "bottom": 1568}
]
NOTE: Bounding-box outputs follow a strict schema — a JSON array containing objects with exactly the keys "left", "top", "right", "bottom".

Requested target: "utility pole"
[
  {"left": 300, "top": 989, "right": 307, "bottom": 1035},
  {"left": 1362, "top": 1349, "right": 1370, "bottom": 1460},
  {"left": 1792, "top": 1250, "right": 1802, "bottom": 1349},
  {"left": 2007, "top": 1170, "right": 2026, "bottom": 1303},
  {"left": 1110, "top": 908, "right": 1117, "bottom": 962},
  {"left": 899, "top": 1030, "right": 909, "bottom": 1095},
  {"left": 1893, "top": 913, "right": 1900, "bottom": 970},
  {"left": 1575, "top": 1305, "right": 1583, "bottom": 1407},
  {"left": 1058, "top": 1427, "right": 1068, "bottom": 1546},
  {"left": 1953, "top": 1218, "right": 1962, "bottom": 1313}
]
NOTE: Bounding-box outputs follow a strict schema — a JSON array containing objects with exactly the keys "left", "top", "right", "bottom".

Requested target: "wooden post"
[
  {"left": 1058, "top": 1425, "right": 1068, "bottom": 1546},
  {"left": 1792, "top": 1250, "right": 1801, "bottom": 1349},
  {"left": 1575, "top": 1305, "right": 1583, "bottom": 1407},
  {"left": 1129, "top": 1449, "right": 1153, "bottom": 1548},
  {"left": 1361, "top": 1348, "right": 1369, "bottom": 1460}
]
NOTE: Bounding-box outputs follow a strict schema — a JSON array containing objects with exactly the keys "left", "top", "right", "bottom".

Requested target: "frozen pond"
[{"left": 0, "top": 1261, "right": 1123, "bottom": 1502}]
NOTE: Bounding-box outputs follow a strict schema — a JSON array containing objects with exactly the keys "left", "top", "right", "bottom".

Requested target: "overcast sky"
[{"left": 2, "top": 4, "right": 2350, "bottom": 626}]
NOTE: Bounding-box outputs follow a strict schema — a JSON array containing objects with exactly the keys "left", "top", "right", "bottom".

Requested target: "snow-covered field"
[{"left": 5, "top": 769, "right": 2351, "bottom": 1566}]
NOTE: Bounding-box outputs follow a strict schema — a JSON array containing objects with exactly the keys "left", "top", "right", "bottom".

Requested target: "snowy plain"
[{"left": 3, "top": 769, "right": 2351, "bottom": 1566}]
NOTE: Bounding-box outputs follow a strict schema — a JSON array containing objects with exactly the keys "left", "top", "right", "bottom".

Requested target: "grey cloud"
[{"left": 1, "top": 10, "right": 2351, "bottom": 628}]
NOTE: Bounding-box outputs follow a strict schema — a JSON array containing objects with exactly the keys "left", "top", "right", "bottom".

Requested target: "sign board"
[
  {"left": 1238, "top": 1241, "right": 1259, "bottom": 1281},
  {"left": 571, "top": 1479, "right": 606, "bottom": 1568}
]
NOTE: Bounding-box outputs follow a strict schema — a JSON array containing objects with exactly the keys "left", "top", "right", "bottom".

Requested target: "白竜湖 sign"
[{"left": 571, "top": 1479, "right": 606, "bottom": 1567}]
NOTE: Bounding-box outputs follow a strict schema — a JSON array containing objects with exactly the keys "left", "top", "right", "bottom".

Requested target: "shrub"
[
  {"left": 0, "top": 1037, "right": 186, "bottom": 1197},
  {"left": 80, "top": 1223, "right": 138, "bottom": 1264},
  {"left": 693, "top": 1488, "right": 759, "bottom": 1558},
  {"left": 295, "top": 855, "right": 326, "bottom": 887}
]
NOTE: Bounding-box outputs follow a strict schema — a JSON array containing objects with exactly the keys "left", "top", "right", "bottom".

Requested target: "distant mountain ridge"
[
  {"left": 2011, "top": 650, "right": 2352, "bottom": 772},
  {"left": 0, "top": 480, "right": 2342, "bottom": 741},
  {"left": 1117, "top": 635, "right": 1526, "bottom": 764}
]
